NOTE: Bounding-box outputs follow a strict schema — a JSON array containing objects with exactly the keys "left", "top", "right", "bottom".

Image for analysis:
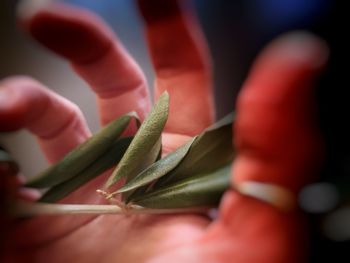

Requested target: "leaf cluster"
[{"left": 27, "top": 92, "right": 235, "bottom": 209}]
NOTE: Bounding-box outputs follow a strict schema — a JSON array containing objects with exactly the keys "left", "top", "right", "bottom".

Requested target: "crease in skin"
[
  {"left": 30, "top": 107, "right": 81, "bottom": 141},
  {"left": 0, "top": 77, "right": 90, "bottom": 145},
  {"left": 31, "top": 213, "right": 209, "bottom": 263},
  {"left": 22, "top": 214, "right": 102, "bottom": 250},
  {"left": 70, "top": 42, "right": 148, "bottom": 96},
  {"left": 10, "top": 172, "right": 112, "bottom": 248},
  {"left": 12, "top": 196, "right": 106, "bottom": 249},
  {"left": 9, "top": 203, "right": 210, "bottom": 262},
  {"left": 0, "top": 78, "right": 48, "bottom": 131}
]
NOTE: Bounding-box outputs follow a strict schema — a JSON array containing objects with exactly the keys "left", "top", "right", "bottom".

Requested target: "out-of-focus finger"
[
  {"left": 0, "top": 76, "right": 91, "bottom": 163},
  {"left": 19, "top": 2, "right": 151, "bottom": 129},
  {"left": 0, "top": 77, "right": 107, "bottom": 247},
  {"left": 205, "top": 32, "right": 328, "bottom": 262},
  {"left": 138, "top": 0, "right": 214, "bottom": 136},
  {"left": 232, "top": 32, "right": 328, "bottom": 192}
]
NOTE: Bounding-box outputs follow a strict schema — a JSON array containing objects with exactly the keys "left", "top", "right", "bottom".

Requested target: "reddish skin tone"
[{"left": 0, "top": 1, "right": 328, "bottom": 262}]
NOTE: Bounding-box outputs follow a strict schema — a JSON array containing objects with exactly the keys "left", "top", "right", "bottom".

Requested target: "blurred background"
[{"left": 0, "top": 0, "right": 348, "bottom": 262}]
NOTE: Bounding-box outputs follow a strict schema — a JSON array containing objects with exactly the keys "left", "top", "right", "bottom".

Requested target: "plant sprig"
[{"left": 19, "top": 92, "right": 235, "bottom": 216}]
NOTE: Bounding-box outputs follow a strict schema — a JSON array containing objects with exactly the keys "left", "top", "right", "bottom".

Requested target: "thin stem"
[{"left": 11, "top": 202, "right": 210, "bottom": 218}]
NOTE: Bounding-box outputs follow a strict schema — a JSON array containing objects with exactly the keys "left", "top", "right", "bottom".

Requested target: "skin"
[{"left": 0, "top": 0, "right": 328, "bottom": 262}]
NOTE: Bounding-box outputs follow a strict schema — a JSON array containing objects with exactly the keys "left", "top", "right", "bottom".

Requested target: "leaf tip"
[
  {"left": 159, "top": 91, "right": 170, "bottom": 101},
  {"left": 127, "top": 111, "right": 139, "bottom": 119}
]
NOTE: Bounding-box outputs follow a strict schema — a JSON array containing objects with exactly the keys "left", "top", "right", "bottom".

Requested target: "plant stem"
[{"left": 11, "top": 201, "right": 210, "bottom": 218}]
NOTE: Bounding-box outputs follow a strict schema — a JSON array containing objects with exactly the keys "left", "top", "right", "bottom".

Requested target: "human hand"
[{"left": 0, "top": 0, "right": 328, "bottom": 262}]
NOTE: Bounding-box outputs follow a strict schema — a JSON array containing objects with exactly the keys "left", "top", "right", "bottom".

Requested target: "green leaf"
[
  {"left": 26, "top": 113, "right": 136, "bottom": 188},
  {"left": 207, "top": 112, "right": 234, "bottom": 130},
  {"left": 156, "top": 112, "right": 235, "bottom": 187},
  {"left": 105, "top": 92, "right": 169, "bottom": 188},
  {"left": 121, "top": 138, "right": 162, "bottom": 201},
  {"left": 116, "top": 137, "right": 195, "bottom": 194},
  {"left": 130, "top": 165, "right": 231, "bottom": 209},
  {"left": 39, "top": 137, "right": 132, "bottom": 203}
]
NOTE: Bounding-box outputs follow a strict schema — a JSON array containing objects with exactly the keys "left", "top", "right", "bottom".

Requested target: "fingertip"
[
  {"left": 0, "top": 76, "right": 58, "bottom": 134},
  {"left": 236, "top": 31, "right": 329, "bottom": 134},
  {"left": 16, "top": 0, "right": 51, "bottom": 21},
  {"left": 17, "top": 1, "right": 151, "bottom": 126},
  {"left": 0, "top": 85, "right": 23, "bottom": 131},
  {"left": 278, "top": 31, "right": 328, "bottom": 67},
  {"left": 233, "top": 31, "right": 327, "bottom": 196},
  {"left": 18, "top": 2, "right": 113, "bottom": 64},
  {"left": 137, "top": 0, "right": 182, "bottom": 24},
  {"left": 242, "top": 31, "right": 329, "bottom": 103},
  {"left": 256, "top": 31, "right": 329, "bottom": 75}
]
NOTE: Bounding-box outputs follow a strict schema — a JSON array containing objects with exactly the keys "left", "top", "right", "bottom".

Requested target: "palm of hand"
[
  {"left": 1, "top": 0, "right": 327, "bottom": 262},
  {"left": 11, "top": 135, "right": 211, "bottom": 263}
]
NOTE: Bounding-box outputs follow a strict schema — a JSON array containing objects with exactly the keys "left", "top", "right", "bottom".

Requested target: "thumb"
[
  {"left": 233, "top": 31, "right": 328, "bottom": 192},
  {"left": 208, "top": 32, "right": 328, "bottom": 263}
]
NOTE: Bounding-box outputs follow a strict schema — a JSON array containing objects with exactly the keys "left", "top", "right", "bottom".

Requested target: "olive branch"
[{"left": 12, "top": 92, "right": 235, "bottom": 216}]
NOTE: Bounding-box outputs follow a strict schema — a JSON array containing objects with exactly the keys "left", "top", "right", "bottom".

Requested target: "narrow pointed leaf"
[
  {"left": 207, "top": 112, "right": 234, "bottom": 130},
  {"left": 122, "top": 138, "right": 164, "bottom": 201},
  {"left": 39, "top": 137, "right": 133, "bottom": 203},
  {"left": 130, "top": 165, "right": 231, "bottom": 209},
  {"left": 116, "top": 137, "right": 195, "bottom": 193},
  {"left": 121, "top": 138, "right": 162, "bottom": 201},
  {"left": 105, "top": 92, "right": 169, "bottom": 188},
  {"left": 26, "top": 113, "right": 136, "bottom": 188},
  {"left": 156, "top": 112, "right": 235, "bottom": 186}
]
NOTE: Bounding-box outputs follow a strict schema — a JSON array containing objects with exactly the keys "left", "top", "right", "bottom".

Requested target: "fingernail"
[
  {"left": 275, "top": 31, "right": 329, "bottom": 69},
  {"left": 17, "top": 0, "right": 52, "bottom": 20}
]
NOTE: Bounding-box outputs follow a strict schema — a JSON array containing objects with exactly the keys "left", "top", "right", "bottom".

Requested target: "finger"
[
  {"left": 0, "top": 77, "right": 108, "bottom": 246},
  {"left": 0, "top": 76, "right": 91, "bottom": 163},
  {"left": 205, "top": 32, "right": 327, "bottom": 262},
  {"left": 232, "top": 32, "right": 328, "bottom": 192},
  {"left": 138, "top": 0, "right": 214, "bottom": 136},
  {"left": 19, "top": 2, "right": 151, "bottom": 128}
]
